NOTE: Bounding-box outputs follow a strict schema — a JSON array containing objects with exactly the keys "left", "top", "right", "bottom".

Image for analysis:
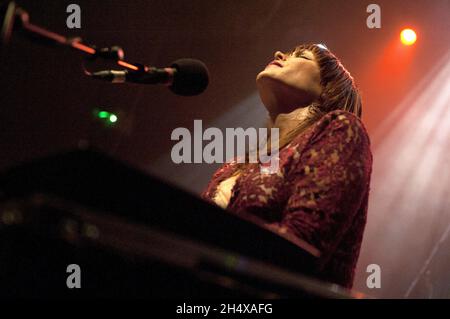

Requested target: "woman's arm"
[{"left": 278, "top": 111, "right": 372, "bottom": 263}]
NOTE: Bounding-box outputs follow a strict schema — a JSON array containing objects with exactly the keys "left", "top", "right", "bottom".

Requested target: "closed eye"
[{"left": 293, "top": 51, "right": 312, "bottom": 60}]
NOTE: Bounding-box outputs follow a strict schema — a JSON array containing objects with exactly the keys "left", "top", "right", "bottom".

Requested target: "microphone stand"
[
  {"left": 1, "top": 2, "right": 159, "bottom": 82},
  {"left": 2, "top": 1, "right": 209, "bottom": 95}
]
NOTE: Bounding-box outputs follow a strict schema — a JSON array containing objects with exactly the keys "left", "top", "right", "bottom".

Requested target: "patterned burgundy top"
[{"left": 201, "top": 109, "right": 373, "bottom": 288}]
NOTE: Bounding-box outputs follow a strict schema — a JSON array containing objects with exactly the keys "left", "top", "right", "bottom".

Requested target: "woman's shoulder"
[
  {"left": 284, "top": 109, "right": 372, "bottom": 178},
  {"left": 313, "top": 109, "right": 371, "bottom": 144},
  {"left": 318, "top": 109, "right": 365, "bottom": 128},
  {"left": 285, "top": 109, "right": 370, "bottom": 152}
]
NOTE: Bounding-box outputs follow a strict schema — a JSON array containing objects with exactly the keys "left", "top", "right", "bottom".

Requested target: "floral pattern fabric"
[{"left": 201, "top": 109, "right": 373, "bottom": 288}]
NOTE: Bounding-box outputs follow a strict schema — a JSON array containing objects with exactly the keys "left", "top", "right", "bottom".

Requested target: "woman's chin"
[
  {"left": 256, "top": 71, "right": 280, "bottom": 89},
  {"left": 256, "top": 71, "right": 266, "bottom": 82}
]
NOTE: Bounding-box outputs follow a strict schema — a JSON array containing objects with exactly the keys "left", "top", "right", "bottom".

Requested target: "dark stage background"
[{"left": 1, "top": 0, "right": 449, "bottom": 298}]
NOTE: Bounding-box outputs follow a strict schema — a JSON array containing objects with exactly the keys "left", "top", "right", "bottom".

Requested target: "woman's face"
[{"left": 256, "top": 49, "right": 322, "bottom": 117}]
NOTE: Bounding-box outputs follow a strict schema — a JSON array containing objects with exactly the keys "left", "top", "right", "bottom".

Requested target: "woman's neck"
[{"left": 270, "top": 106, "right": 311, "bottom": 138}]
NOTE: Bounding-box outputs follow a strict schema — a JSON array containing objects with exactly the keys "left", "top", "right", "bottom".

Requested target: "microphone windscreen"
[{"left": 169, "top": 58, "right": 209, "bottom": 96}]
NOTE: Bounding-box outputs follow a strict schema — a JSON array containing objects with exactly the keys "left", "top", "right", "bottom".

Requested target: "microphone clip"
[{"left": 84, "top": 45, "right": 125, "bottom": 62}]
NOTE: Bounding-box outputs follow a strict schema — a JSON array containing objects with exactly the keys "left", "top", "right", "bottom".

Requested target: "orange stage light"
[{"left": 400, "top": 28, "right": 417, "bottom": 46}]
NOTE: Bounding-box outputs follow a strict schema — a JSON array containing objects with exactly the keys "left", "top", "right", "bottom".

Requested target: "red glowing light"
[{"left": 117, "top": 60, "right": 139, "bottom": 71}]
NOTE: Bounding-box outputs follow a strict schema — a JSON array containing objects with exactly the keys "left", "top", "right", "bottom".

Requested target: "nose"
[{"left": 274, "top": 51, "right": 286, "bottom": 61}]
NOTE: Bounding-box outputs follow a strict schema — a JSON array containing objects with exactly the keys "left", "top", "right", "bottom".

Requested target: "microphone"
[{"left": 91, "top": 58, "right": 209, "bottom": 96}]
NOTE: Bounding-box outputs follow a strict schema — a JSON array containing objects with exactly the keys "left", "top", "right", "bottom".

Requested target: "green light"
[
  {"left": 93, "top": 108, "right": 118, "bottom": 126},
  {"left": 98, "top": 111, "right": 110, "bottom": 119}
]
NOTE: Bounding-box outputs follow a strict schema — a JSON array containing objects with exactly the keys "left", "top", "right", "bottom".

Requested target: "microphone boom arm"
[
  {"left": 4, "top": 2, "right": 142, "bottom": 73},
  {"left": 2, "top": 2, "right": 208, "bottom": 95}
]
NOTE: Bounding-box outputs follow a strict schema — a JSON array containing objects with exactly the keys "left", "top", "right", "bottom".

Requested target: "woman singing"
[{"left": 201, "top": 43, "right": 373, "bottom": 289}]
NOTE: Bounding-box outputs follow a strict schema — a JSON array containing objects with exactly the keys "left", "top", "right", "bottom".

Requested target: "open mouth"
[{"left": 267, "top": 61, "right": 282, "bottom": 68}]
